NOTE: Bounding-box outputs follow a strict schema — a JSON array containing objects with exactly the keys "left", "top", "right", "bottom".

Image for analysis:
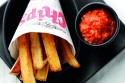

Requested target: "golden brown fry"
[
  {"left": 43, "top": 58, "right": 48, "bottom": 66},
  {"left": 41, "top": 33, "right": 62, "bottom": 72},
  {"left": 33, "top": 67, "right": 37, "bottom": 76},
  {"left": 9, "top": 57, "right": 39, "bottom": 76},
  {"left": 35, "top": 62, "right": 49, "bottom": 81},
  {"left": 20, "top": 67, "right": 37, "bottom": 81},
  {"left": 18, "top": 34, "right": 36, "bottom": 83},
  {"left": 9, "top": 57, "right": 20, "bottom": 75},
  {"left": 33, "top": 58, "right": 47, "bottom": 76},
  {"left": 30, "top": 32, "right": 44, "bottom": 69},
  {"left": 54, "top": 36, "right": 59, "bottom": 49},
  {"left": 20, "top": 59, "right": 48, "bottom": 81},
  {"left": 60, "top": 38, "right": 80, "bottom": 68}
]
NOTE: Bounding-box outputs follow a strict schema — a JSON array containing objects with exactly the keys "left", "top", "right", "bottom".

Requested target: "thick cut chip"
[
  {"left": 18, "top": 34, "right": 36, "bottom": 83},
  {"left": 41, "top": 33, "right": 62, "bottom": 72},
  {"left": 30, "top": 32, "right": 44, "bottom": 69},
  {"left": 54, "top": 36, "right": 59, "bottom": 49},
  {"left": 9, "top": 57, "right": 38, "bottom": 76},
  {"left": 60, "top": 38, "right": 80, "bottom": 68},
  {"left": 9, "top": 57, "right": 20, "bottom": 75},
  {"left": 20, "top": 59, "right": 48, "bottom": 81},
  {"left": 35, "top": 62, "right": 49, "bottom": 81}
]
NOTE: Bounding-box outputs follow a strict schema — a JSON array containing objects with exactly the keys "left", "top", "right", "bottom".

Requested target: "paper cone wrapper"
[{"left": 8, "top": 0, "right": 76, "bottom": 59}]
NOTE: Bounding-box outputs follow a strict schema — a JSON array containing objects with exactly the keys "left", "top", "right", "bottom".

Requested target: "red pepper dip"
[{"left": 79, "top": 8, "right": 115, "bottom": 44}]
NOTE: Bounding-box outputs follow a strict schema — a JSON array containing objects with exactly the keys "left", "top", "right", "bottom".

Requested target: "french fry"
[
  {"left": 9, "top": 57, "right": 20, "bottom": 75},
  {"left": 34, "top": 58, "right": 47, "bottom": 76},
  {"left": 19, "top": 68, "right": 37, "bottom": 81},
  {"left": 30, "top": 32, "right": 44, "bottom": 69},
  {"left": 20, "top": 59, "right": 47, "bottom": 81},
  {"left": 41, "top": 33, "right": 62, "bottom": 72},
  {"left": 33, "top": 67, "right": 37, "bottom": 76},
  {"left": 43, "top": 58, "right": 48, "bottom": 66},
  {"left": 10, "top": 32, "right": 81, "bottom": 82},
  {"left": 9, "top": 58, "right": 38, "bottom": 76},
  {"left": 18, "top": 34, "right": 36, "bottom": 83},
  {"left": 35, "top": 59, "right": 49, "bottom": 81},
  {"left": 54, "top": 36, "right": 59, "bottom": 49},
  {"left": 20, "top": 67, "right": 37, "bottom": 81},
  {"left": 60, "top": 38, "right": 80, "bottom": 68}
]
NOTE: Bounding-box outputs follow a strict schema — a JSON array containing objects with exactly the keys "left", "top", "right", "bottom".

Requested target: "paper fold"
[{"left": 8, "top": 0, "right": 75, "bottom": 59}]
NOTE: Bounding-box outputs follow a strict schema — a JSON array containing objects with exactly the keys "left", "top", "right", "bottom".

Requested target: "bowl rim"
[
  {"left": 75, "top": 2, "right": 120, "bottom": 47},
  {"left": 2, "top": 0, "right": 14, "bottom": 68}
]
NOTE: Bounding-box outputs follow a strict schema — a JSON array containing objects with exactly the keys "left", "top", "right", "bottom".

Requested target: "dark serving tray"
[
  {"left": 0, "top": 2, "right": 12, "bottom": 67},
  {"left": 1, "top": 0, "right": 125, "bottom": 83}
]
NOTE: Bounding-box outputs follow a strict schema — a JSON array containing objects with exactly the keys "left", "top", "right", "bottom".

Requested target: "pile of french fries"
[{"left": 9, "top": 32, "right": 80, "bottom": 83}]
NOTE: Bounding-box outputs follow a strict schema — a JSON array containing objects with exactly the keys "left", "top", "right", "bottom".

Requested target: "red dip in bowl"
[{"left": 79, "top": 8, "right": 115, "bottom": 44}]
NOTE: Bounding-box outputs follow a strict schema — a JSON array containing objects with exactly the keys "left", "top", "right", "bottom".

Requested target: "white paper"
[
  {"left": 8, "top": 0, "right": 75, "bottom": 59},
  {"left": 0, "top": 0, "right": 7, "bottom": 7},
  {"left": 104, "top": 0, "right": 125, "bottom": 25}
]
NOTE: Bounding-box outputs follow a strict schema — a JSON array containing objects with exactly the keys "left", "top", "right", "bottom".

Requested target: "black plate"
[
  {"left": 1, "top": 0, "right": 125, "bottom": 83},
  {"left": 0, "top": 2, "right": 13, "bottom": 68}
]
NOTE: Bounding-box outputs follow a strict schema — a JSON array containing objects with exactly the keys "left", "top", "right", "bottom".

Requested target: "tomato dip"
[{"left": 79, "top": 8, "right": 115, "bottom": 44}]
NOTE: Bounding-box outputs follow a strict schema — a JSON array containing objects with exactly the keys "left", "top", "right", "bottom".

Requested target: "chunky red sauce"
[{"left": 79, "top": 9, "right": 115, "bottom": 44}]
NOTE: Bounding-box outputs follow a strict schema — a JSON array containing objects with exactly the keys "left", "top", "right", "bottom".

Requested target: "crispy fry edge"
[
  {"left": 41, "top": 33, "right": 62, "bottom": 72},
  {"left": 60, "top": 38, "right": 80, "bottom": 68},
  {"left": 18, "top": 34, "right": 36, "bottom": 83}
]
